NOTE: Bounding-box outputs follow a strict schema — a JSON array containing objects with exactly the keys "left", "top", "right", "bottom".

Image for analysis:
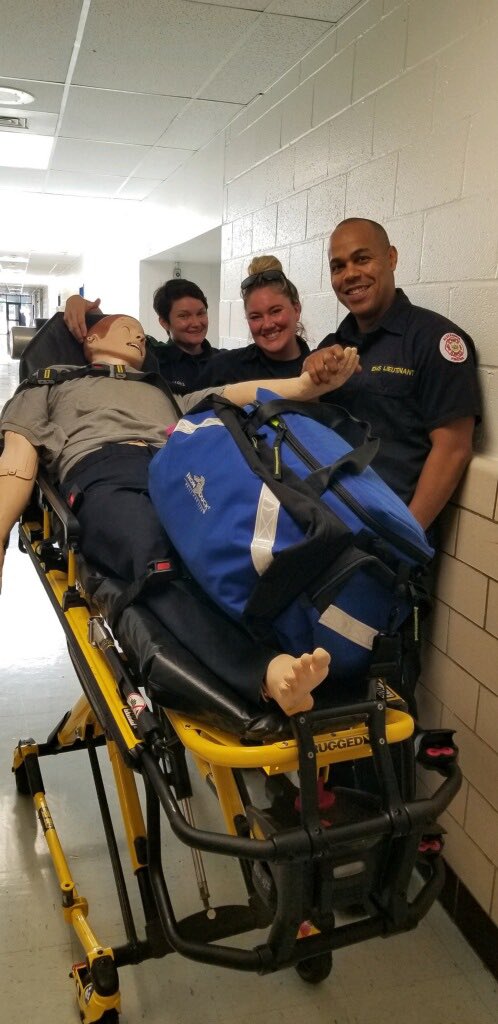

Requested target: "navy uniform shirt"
[
  {"left": 318, "top": 290, "right": 481, "bottom": 504},
  {"left": 196, "top": 335, "right": 310, "bottom": 388},
  {"left": 148, "top": 337, "right": 217, "bottom": 394}
]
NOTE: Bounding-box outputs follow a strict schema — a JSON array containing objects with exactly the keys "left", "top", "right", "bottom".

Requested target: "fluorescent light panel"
[{"left": 0, "top": 131, "right": 53, "bottom": 169}]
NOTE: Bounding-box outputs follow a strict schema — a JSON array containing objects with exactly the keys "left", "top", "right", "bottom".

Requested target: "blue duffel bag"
[{"left": 149, "top": 390, "right": 434, "bottom": 680}]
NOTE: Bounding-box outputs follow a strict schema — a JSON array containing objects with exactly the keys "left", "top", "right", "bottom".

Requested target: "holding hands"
[{"left": 303, "top": 344, "right": 361, "bottom": 386}]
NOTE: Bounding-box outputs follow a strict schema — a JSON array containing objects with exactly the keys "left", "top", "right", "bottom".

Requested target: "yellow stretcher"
[{"left": 9, "top": 315, "right": 461, "bottom": 1024}]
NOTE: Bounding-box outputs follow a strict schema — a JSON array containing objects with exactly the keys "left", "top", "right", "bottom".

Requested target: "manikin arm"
[
  {"left": 223, "top": 347, "right": 359, "bottom": 407},
  {"left": 0, "top": 432, "right": 39, "bottom": 593}
]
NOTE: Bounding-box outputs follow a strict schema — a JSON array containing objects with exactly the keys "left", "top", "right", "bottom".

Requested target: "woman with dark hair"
[
  {"left": 148, "top": 277, "right": 217, "bottom": 392},
  {"left": 196, "top": 255, "right": 310, "bottom": 388},
  {"left": 63, "top": 278, "right": 217, "bottom": 394}
]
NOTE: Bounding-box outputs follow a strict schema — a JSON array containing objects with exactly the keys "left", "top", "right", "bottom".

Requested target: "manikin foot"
[{"left": 264, "top": 648, "right": 331, "bottom": 715}]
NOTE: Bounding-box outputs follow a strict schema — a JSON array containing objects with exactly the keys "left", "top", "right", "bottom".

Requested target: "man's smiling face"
[
  {"left": 84, "top": 315, "right": 146, "bottom": 369},
  {"left": 328, "top": 220, "right": 398, "bottom": 332}
]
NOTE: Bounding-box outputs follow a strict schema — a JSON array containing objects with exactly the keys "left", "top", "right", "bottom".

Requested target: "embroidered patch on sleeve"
[{"left": 439, "top": 332, "right": 468, "bottom": 363}]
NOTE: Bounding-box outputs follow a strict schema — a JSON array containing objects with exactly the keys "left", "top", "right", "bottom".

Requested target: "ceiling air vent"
[{"left": 0, "top": 116, "right": 28, "bottom": 129}]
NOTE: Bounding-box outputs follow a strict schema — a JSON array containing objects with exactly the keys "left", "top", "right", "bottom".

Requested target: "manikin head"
[
  {"left": 83, "top": 315, "right": 146, "bottom": 370},
  {"left": 241, "top": 256, "right": 302, "bottom": 361},
  {"left": 328, "top": 218, "right": 398, "bottom": 332}
]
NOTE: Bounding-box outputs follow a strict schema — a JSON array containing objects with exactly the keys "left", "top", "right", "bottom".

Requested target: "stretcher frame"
[{"left": 10, "top": 469, "right": 461, "bottom": 1024}]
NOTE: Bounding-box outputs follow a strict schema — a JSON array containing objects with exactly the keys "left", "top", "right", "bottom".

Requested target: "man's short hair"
[{"left": 333, "top": 218, "right": 391, "bottom": 248}]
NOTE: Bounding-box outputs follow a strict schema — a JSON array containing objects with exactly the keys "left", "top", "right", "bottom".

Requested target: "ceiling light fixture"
[
  {"left": 0, "top": 131, "right": 52, "bottom": 169},
  {"left": 0, "top": 87, "right": 35, "bottom": 106}
]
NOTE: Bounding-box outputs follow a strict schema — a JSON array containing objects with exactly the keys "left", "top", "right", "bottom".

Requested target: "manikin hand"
[
  {"left": 303, "top": 344, "right": 361, "bottom": 386},
  {"left": 298, "top": 346, "right": 360, "bottom": 400}
]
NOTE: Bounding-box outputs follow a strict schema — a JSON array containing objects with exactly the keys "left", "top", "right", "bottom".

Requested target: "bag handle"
[
  {"left": 247, "top": 398, "right": 374, "bottom": 448},
  {"left": 246, "top": 397, "right": 379, "bottom": 491}
]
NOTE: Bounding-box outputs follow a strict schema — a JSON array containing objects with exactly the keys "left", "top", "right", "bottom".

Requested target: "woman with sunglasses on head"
[
  {"left": 63, "top": 278, "right": 217, "bottom": 394},
  {"left": 196, "top": 256, "right": 311, "bottom": 388}
]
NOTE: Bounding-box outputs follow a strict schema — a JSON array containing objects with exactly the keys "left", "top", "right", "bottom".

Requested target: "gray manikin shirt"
[{"left": 0, "top": 366, "right": 224, "bottom": 481}]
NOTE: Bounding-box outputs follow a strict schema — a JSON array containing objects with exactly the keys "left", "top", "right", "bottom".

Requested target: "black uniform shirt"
[
  {"left": 148, "top": 337, "right": 217, "bottom": 394},
  {"left": 318, "top": 290, "right": 481, "bottom": 504},
  {"left": 196, "top": 336, "right": 310, "bottom": 387}
]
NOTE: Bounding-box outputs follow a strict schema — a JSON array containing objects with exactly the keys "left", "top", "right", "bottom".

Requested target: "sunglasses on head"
[{"left": 240, "top": 269, "right": 287, "bottom": 290}]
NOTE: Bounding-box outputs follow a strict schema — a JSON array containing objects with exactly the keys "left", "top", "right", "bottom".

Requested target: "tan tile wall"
[{"left": 420, "top": 455, "right": 498, "bottom": 925}]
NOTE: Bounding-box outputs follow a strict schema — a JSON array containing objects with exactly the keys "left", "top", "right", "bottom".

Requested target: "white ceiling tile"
[
  {"left": 24, "top": 252, "right": 79, "bottom": 275},
  {"left": 270, "top": 1, "right": 357, "bottom": 19},
  {"left": 61, "top": 87, "right": 188, "bottom": 146},
  {"left": 201, "top": 15, "right": 331, "bottom": 103},
  {"left": 117, "top": 178, "right": 162, "bottom": 200},
  {"left": 51, "top": 138, "right": 147, "bottom": 176},
  {"left": 44, "top": 170, "right": 127, "bottom": 198},
  {"left": 0, "top": 1, "right": 82, "bottom": 81},
  {"left": 134, "top": 147, "right": 193, "bottom": 178},
  {"left": 0, "top": 109, "right": 58, "bottom": 137},
  {"left": 158, "top": 99, "right": 242, "bottom": 150},
  {"left": 0, "top": 167, "right": 45, "bottom": 191},
  {"left": 0, "top": 78, "right": 64, "bottom": 114},
  {"left": 73, "top": 0, "right": 258, "bottom": 95}
]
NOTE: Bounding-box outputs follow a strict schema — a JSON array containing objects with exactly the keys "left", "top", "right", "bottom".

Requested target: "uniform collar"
[
  {"left": 247, "top": 335, "right": 310, "bottom": 363},
  {"left": 336, "top": 289, "right": 412, "bottom": 344},
  {"left": 166, "top": 337, "right": 213, "bottom": 357}
]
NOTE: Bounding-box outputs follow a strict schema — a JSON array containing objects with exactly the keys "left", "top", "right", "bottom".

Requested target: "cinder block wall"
[{"left": 220, "top": 0, "right": 498, "bottom": 925}]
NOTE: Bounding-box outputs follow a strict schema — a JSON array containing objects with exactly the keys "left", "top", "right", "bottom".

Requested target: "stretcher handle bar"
[
  {"left": 404, "top": 761, "right": 462, "bottom": 823},
  {"left": 305, "top": 696, "right": 394, "bottom": 724},
  {"left": 141, "top": 748, "right": 396, "bottom": 859},
  {"left": 145, "top": 778, "right": 267, "bottom": 971},
  {"left": 38, "top": 470, "right": 80, "bottom": 548},
  {"left": 142, "top": 738, "right": 461, "bottom": 860}
]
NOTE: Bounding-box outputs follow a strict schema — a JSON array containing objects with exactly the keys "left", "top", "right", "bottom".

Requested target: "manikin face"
[
  {"left": 84, "top": 316, "right": 146, "bottom": 370},
  {"left": 244, "top": 285, "right": 301, "bottom": 361},
  {"left": 328, "top": 221, "right": 398, "bottom": 332},
  {"left": 159, "top": 296, "right": 209, "bottom": 351}
]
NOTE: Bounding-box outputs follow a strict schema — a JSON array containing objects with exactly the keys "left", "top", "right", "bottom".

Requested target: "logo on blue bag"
[{"left": 185, "top": 472, "right": 211, "bottom": 514}]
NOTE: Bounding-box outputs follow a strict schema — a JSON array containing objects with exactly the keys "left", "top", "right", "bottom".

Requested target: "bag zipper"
[{"left": 270, "top": 417, "right": 427, "bottom": 563}]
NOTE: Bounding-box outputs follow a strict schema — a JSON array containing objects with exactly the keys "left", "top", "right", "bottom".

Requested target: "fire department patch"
[{"left": 439, "top": 332, "right": 467, "bottom": 363}]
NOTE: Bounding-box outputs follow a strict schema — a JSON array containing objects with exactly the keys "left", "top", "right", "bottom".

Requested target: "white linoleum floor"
[{"left": 1, "top": 354, "right": 497, "bottom": 1024}]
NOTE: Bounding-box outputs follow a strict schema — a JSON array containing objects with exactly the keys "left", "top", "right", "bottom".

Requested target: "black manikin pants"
[{"left": 61, "top": 444, "right": 275, "bottom": 702}]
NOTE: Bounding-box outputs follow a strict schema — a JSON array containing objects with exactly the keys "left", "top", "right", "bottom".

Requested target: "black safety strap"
[
  {"left": 109, "top": 557, "right": 181, "bottom": 629},
  {"left": 16, "top": 363, "right": 183, "bottom": 419}
]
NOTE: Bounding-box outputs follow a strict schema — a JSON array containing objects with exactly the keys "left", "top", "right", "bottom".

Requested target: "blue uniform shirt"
[
  {"left": 196, "top": 336, "right": 310, "bottom": 388},
  {"left": 318, "top": 290, "right": 482, "bottom": 504}
]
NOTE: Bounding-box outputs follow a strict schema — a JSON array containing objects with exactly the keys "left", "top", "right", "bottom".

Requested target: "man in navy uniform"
[
  {"left": 303, "top": 218, "right": 482, "bottom": 712},
  {"left": 304, "top": 217, "right": 481, "bottom": 533}
]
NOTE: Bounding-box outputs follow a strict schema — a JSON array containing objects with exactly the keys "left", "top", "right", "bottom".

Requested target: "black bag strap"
[
  {"left": 247, "top": 397, "right": 375, "bottom": 448},
  {"left": 245, "top": 397, "right": 379, "bottom": 490},
  {"left": 210, "top": 396, "right": 364, "bottom": 622}
]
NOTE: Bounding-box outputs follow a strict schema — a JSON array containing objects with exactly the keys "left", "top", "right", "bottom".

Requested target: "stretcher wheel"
[
  {"left": 14, "top": 762, "right": 30, "bottom": 796},
  {"left": 295, "top": 951, "right": 332, "bottom": 984}
]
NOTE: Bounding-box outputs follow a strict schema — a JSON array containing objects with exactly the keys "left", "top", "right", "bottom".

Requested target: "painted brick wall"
[{"left": 220, "top": 0, "right": 498, "bottom": 925}]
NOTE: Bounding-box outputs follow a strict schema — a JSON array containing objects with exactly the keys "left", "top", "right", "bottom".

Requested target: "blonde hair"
[
  {"left": 241, "top": 254, "right": 301, "bottom": 308},
  {"left": 246, "top": 255, "right": 284, "bottom": 276}
]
